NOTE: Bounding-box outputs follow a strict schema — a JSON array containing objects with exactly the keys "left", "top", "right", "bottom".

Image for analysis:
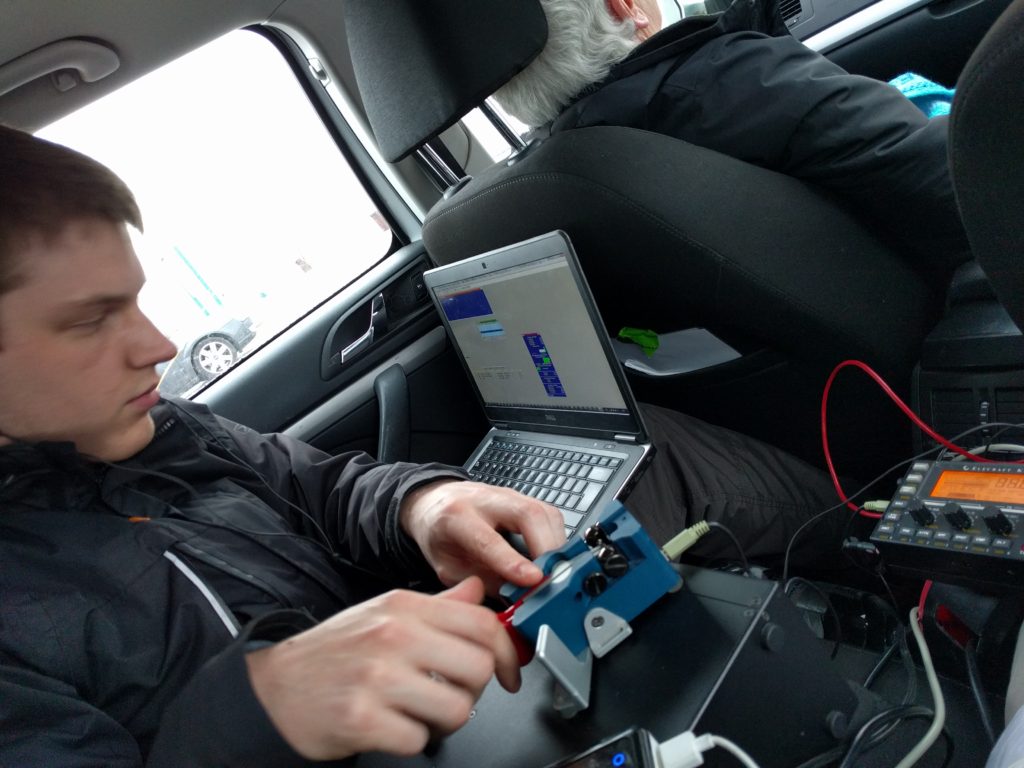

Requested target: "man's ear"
[{"left": 607, "top": 0, "right": 651, "bottom": 28}]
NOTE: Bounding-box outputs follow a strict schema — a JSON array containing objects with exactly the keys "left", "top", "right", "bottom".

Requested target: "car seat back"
[
  {"left": 949, "top": 0, "right": 1024, "bottom": 332},
  {"left": 343, "top": 0, "right": 946, "bottom": 475}
]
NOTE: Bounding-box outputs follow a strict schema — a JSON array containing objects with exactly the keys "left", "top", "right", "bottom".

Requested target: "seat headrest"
[
  {"left": 949, "top": 0, "right": 1024, "bottom": 330},
  {"left": 344, "top": 0, "right": 548, "bottom": 162}
]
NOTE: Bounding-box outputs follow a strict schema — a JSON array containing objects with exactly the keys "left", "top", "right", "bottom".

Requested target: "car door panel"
[
  {"left": 196, "top": 241, "right": 486, "bottom": 465},
  {"left": 822, "top": 0, "right": 1013, "bottom": 84}
]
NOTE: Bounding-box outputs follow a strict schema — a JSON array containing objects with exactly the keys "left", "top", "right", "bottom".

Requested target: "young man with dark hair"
[
  {"left": 0, "top": 123, "right": 853, "bottom": 765},
  {"left": 0, "top": 124, "right": 566, "bottom": 765}
]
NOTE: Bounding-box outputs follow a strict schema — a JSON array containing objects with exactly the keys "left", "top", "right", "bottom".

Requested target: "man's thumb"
[{"left": 439, "top": 575, "right": 486, "bottom": 604}]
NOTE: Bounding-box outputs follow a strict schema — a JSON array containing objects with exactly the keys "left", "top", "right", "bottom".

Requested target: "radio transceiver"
[{"left": 870, "top": 459, "right": 1024, "bottom": 588}]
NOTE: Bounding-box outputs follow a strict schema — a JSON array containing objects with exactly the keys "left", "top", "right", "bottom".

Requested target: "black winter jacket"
[
  {"left": 0, "top": 398, "right": 466, "bottom": 766},
  {"left": 552, "top": 0, "right": 971, "bottom": 269}
]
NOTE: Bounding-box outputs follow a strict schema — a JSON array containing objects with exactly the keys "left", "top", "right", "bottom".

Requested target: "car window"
[{"left": 37, "top": 30, "right": 393, "bottom": 397}]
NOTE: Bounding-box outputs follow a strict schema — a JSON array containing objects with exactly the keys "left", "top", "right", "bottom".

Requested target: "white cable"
[
  {"left": 971, "top": 443, "right": 1024, "bottom": 456},
  {"left": 708, "top": 735, "right": 761, "bottom": 768},
  {"left": 953, "top": 443, "right": 1024, "bottom": 460},
  {"left": 894, "top": 607, "right": 946, "bottom": 768},
  {"left": 656, "top": 730, "right": 761, "bottom": 768}
]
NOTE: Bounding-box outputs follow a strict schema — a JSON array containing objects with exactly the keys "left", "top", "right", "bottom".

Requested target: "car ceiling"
[
  {"left": 0, "top": 0, "right": 444, "bottom": 222},
  {"left": 0, "top": 0, "right": 359, "bottom": 132}
]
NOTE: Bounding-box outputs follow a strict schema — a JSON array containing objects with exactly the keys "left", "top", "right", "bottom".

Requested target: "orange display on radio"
[{"left": 929, "top": 470, "right": 1024, "bottom": 505}]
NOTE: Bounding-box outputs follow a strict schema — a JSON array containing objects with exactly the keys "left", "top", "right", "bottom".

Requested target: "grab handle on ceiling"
[{"left": 0, "top": 39, "right": 119, "bottom": 98}]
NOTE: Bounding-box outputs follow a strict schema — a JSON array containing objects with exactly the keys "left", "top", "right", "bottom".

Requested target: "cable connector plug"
[
  {"left": 656, "top": 731, "right": 761, "bottom": 768},
  {"left": 861, "top": 499, "right": 891, "bottom": 513},
  {"left": 657, "top": 731, "right": 714, "bottom": 768},
  {"left": 661, "top": 520, "right": 710, "bottom": 561}
]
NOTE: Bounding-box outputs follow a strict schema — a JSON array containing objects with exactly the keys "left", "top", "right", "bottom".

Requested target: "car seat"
[
  {"left": 914, "top": 0, "right": 1024, "bottom": 452},
  {"left": 343, "top": 0, "right": 948, "bottom": 478}
]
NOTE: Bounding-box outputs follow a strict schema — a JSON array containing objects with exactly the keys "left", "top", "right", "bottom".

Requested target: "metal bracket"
[
  {"left": 584, "top": 607, "right": 633, "bottom": 658},
  {"left": 536, "top": 624, "right": 593, "bottom": 718}
]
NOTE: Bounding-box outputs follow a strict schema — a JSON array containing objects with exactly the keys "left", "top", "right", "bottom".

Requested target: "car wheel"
[{"left": 191, "top": 336, "right": 239, "bottom": 379}]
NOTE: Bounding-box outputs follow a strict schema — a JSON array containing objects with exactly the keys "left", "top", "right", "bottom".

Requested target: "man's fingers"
[
  {"left": 420, "top": 582, "right": 522, "bottom": 692},
  {"left": 512, "top": 499, "right": 566, "bottom": 558},
  {"left": 438, "top": 575, "right": 486, "bottom": 604},
  {"left": 432, "top": 512, "right": 541, "bottom": 587},
  {"left": 340, "top": 703, "right": 433, "bottom": 757}
]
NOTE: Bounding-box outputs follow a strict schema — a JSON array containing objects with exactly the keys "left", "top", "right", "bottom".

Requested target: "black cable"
[
  {"left": 837, "top": 704, "right": 935, "bottom": 768},
  {"left": 110, "top": 462, "right": 412, "bottom": 590},
  {"left": 794, "top": 729, "right": 954, "bottom": 768},
  {"left": 106, "top": 456, "right": 337, "bottom": 554},
  {"left": 866, "top": 595, "right": 918, "bottom": 708},
  {"left": 939, "top": 728, "right": 955, "bottom": 768},
  {"left": 863, "top": 634, "right": 900, "bottom": 689},
  {"left": 785, "top": 576, "right": 842, "bottom": 657},
  {"left": 707, "top": 520, "right": 750, "bottom": 574},
  {"left": 792, "top": 744, "right": 844, "bottom": 768},
  {"left": 966, "top": 637, "right": 999, "bottom": 746},
  {"left": 863, "top": 637, "right": 920, "bottom": 750},
  {"left": 874, "top": 570, "right": 902, "bottom": 629}
]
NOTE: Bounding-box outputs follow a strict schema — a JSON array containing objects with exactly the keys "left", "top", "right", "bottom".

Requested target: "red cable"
[
  {"left": 917, "top": 579, "right": 933, "bottom": 628},
  {"left": 821, "top": 359, "right": 995, "bottom": 519}
]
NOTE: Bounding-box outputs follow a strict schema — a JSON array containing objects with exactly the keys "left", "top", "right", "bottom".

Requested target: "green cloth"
[{"left": 617, "top": 327, "right": 659, "bottom": 357}]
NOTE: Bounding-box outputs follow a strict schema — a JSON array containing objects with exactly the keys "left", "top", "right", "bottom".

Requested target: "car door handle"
[{"left": 341, "top": 292, "right": 387, "bottom": 364}]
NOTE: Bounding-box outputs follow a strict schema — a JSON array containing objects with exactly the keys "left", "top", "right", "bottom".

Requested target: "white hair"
[{"left": 493, "top": 0, "right": 639, "bottom": 127}]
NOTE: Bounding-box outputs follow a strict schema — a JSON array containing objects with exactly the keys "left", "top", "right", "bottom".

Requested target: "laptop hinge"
[{"left": 614, "top": 434, "right": 637, "bottom": 443}]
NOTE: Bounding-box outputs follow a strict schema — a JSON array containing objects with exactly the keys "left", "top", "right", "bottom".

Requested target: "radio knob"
[
  {"left": 984, "top": 508, "right": 1014, "bottom": 536},
  {"left": 907, "top": 500, "right": 935, "bottom": 526},
  {"left": 942, "top": 502, "right": 972, "bottom": 531}
]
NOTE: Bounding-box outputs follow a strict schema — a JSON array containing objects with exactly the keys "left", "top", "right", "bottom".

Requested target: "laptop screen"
[{"left": 425, "top": 232, "right": 645, "bottom": 437}]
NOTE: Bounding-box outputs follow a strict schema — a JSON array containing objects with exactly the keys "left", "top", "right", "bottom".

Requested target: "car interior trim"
[
  {"left": 258, "top": 23, "right": 427, "bottom": 235},
  {"left": 804, "top": 0, "right": 932, "bottom": 51},
  {"left": 0, "top": 39, "right": 119, "bottom": 98},
  {"left": 282, "top": 326, "right": 447, "bottom": 440}
]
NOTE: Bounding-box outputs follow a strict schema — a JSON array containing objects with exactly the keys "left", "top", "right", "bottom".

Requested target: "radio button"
[
  {"left": 899, "top": 484, "right": 918, "bottom": 495},
  {"left": 915, "top": 529, "right": 933, "bottom": 539},
  {"left": 984, "top": 510, "right": 1014, "bottom": 536},
  {"left": 934, "top": 531, "right": 952, "bottom": 542},
  {"left": 912, "top": 462, "right": 931, "bottom": 472},
  {"left": 876, "top": 523, "right": 895, "bottom": 534},
  {"left": 973, "top": 535, "right": 992, "bottom": 547},
  {"left": 890, "top": 500, "right": 908, "bottom": 509},
  {"left": 952, "top": 533, "right": 972, "bottom": 545},
  {"left": 906, "top": 473, "right": 925, "bottom": 483},
  {"left": 993, "top": 538, "right": 1012, "bottom": 550},
  {"left": 898, "top": 526, "right": 916, "bottom": 537},
  {"left": 908, "top": 501, "right": 935, "bottom": 527},
  {"left": 943, "top": 503, "right": 972, "bottom": 531}
]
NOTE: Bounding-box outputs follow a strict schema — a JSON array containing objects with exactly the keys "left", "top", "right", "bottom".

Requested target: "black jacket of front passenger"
[
  {"left": 552, "top": 0, "right": 971, "bottom": 270},
  {"left": 0, "top": 398, "right": 466, "bottom": 766}
]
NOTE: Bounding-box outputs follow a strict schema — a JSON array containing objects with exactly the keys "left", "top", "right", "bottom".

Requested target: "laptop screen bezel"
[{"left": 424, "top": 231, "right": 648, "bottom": 440}]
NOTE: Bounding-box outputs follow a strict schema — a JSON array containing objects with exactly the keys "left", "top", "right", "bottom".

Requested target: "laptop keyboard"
[{"left": 467, "top": 439, "right": 624, "bottom": 534}]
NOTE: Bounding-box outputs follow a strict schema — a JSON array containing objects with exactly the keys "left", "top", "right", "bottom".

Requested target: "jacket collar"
[
  {"left": 614, "top": 0, "right": 789, "bottom": 79},
  {"left": 552, "top": 0, "right": 790, "bottom": 127},
  {"left": 0, "top": 400, "right": 202, "bottom": 508}
]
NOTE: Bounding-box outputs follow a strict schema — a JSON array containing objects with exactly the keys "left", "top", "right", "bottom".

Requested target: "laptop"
[{"left": 423, "top": 230, "right": 655, "bottom": 537}]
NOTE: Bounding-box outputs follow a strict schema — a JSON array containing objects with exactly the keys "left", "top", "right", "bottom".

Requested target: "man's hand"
[
  {"left": 246, "top": 577, "right": 519, "bottom": 760},
  {"left": 400, "top": 480, "right": 565, "bottom": 594}
]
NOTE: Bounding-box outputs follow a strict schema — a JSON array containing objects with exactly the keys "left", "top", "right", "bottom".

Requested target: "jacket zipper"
[{"left": 163, "top": 550, "right": 240, "bottom": 638}]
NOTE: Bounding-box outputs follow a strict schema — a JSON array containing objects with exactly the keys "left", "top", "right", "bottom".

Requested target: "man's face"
[{"left": 0, "top": 218, "right": 177, "bottom": 461}]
